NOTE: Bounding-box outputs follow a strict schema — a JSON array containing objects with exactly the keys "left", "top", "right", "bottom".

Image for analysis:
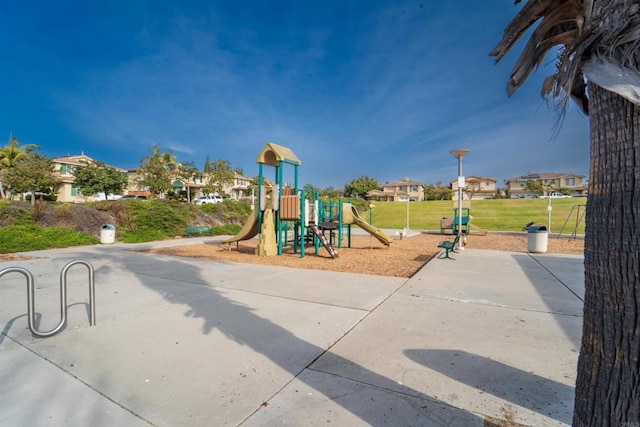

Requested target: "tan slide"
[
  {"left": 342, "top": 203, "right": 393, "bottom": 246},
  {"left": 222, "top": 209, "right": 259, "bottom": 243}
]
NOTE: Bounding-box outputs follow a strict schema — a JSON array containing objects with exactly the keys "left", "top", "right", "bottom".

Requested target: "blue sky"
[{"left": 0, "top": 0, "right": 590, "bottom": 189}]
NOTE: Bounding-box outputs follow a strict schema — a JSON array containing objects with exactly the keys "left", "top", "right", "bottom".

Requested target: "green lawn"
[{"left": 366, "top": 198, "right": 587, "bottom": 234}]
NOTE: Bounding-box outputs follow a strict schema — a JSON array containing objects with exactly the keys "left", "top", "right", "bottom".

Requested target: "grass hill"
[
  {"left": 369, "top": 198, "right": 586, "bottom": 234},
  {"left": 0, "top": 199, "right": 250, "bottom": 253}
]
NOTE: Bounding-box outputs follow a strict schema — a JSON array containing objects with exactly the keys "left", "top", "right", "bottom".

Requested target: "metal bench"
[
  {"left": 186, "top": 225, "right": 213, "bottom": 237},
  {"left": 440, "top": 217, "right": 454, "bottom": 234},
  {"left": 437, "top": 233, "right": 461, "bottom": 260}
]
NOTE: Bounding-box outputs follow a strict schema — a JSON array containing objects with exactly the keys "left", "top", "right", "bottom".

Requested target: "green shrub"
[
  {"left": 212, "top": 224, "right": 241, "bottom": 236},
  {"left": 0, "top": 224, "right": 98, "bottom": 253},
  {"left": 25, "top": 193, "right": 57, "bottom": 202},
  {"left": 116, "top": 200, "right": 192, "bottom": 242},
  {"left": 196, "top": 203, "right": 218, "bottom": 215},
  {"left": 0, "top": 201, "right": 34, "bottom": 226},
  {"left": 94, "top": 201, "right": 113, "bottom": 211},
  {"left": 221, "top": 200, "right": 251, "bottom": 223},
  {"left": 196, "top": 200, "right": 251, "bottom": 224},
  {"left": 118, "top": 229, "right": 168, "bottom": 244},
  {"left": 136, "top": 204, "right": 188, "bottom": 234}
]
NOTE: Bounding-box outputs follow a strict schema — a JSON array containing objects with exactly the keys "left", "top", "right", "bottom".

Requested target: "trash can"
[
  {"left": 527, "top": 224, "right": 548, "bottom": 253},
  {"left": 100, "top": 224, "right": 116, "bottom": 244}
]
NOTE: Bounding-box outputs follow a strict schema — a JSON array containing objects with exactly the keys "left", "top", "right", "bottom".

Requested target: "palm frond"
[
  {"left": 492, "top": 0, "right": 640, "bottom": 112},
  {"left": 491, "top": 0, "right": 588, "bottom": 112},
  {"left": 508, "top": 27, "right": 581, "bottom": 96},
  {"left": 490, "top": 0, "right": 570, "bottom": 63}
]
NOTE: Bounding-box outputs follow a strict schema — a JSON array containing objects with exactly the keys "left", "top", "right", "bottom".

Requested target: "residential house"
[
  {"left": 125, "top": 168, "right": 207, "bottom": 199},
  {"left": 450, "top": 175, "right": 498, "bottom": 200},
  {"left": 52, "top": 153, "right": 128, "bottom": 203},
  {"left": 367, "top": 177, "right": 424, "bottom": 202},
  {"left": 505, "top": 172, "right": 587, "bottom": 198},
  {"left": 171, "top": 172, "right": 206, "bottom": 199},
  {"left": 110, "top": 169, "right": 149, "bottom": 198},
  {"left": 222, "top": 172, "right": 253, "bottom": 200},
  {"left": 149, "top": 171, "right": 253, "bottom": 201}
]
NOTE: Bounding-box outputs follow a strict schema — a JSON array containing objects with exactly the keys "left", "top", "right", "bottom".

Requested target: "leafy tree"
[
  {"left": 157, "top": 145, "right": 178, "bottom": 172},
  {"left": 423, "top": 182, "right": 452, "bottom": 201},
  {"left": 464, "top": 178, "right": 482, "bottom": 200},
  {"left": 541, "top": 179, "right": 556, "bottom": 196},
  {"left": 72, "top": 161, "right": 128, "bottom": 200},
  {"left": 138, "top": 145, "right": 176, "bottom": 197},
  {"left": 4, "top": 152, "right": 59, "bottom": 206},
  {"left": 492, "top": 1, "right": 640, "bottom": 423},
  {"left": 524, "top": 179, "right": 543, "bottom": 194},
  {"left": 203, "top": 156, "right": 212, "bottom": 173},
  {"left": 0, "top": 135, "right": 40, "bottom": 199},
  {"left": 177, "top": 161, "right": 202, "bottom": 203},
  {"left": 303, "top": 183, "right": 320, "bottom": 198},
  {"left": 205, "top": 159, "right": 234, "bottom": 196},
  {"left": 320, "top": 186, "right": 340, "bottom": 199},
  {"left": 423, "top": 184, "right": 437, "bottom": 201},
  {"left": 344, "top": 176, "right": 379, "bottom": 198},
  {"left": 234, "top": 166, "right": 244, "bottom": 176},
  {"left": 250, "top": 175, "right": 261, "bottom": 187}
]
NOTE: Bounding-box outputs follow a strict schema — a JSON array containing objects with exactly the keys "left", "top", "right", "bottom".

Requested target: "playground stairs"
[
  {"left": 305, "top": 228, "right": 315, "bottom": 245},
  {"left": 309, "top": 224, "right": 339, "bottom": 259}
]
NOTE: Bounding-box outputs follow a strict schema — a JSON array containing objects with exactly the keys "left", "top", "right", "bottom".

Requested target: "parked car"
[
  {"left": 194, "top": 195, "right": 223, "bottom": 205},
  {"left": 572, "top": 193, "right": 588, "bottom": 198},
  {"left": 120, "top": 194, "right": 148, "bottom": 200},
  {"left": 94, "top": 193, "right": 123, "bottom": 201},
  {"left": 541, "top": 192, "right": 570, "bottom": 199}
]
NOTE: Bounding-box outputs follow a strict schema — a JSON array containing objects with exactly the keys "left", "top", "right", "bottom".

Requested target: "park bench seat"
[
  {"left": 186, "top": 225, "right": 213, "bottom": 237},
  {"left": 437, "top": 233, "right": 461, "bottom": 260}
]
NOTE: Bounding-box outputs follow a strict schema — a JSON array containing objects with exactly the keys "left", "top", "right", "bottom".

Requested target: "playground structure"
[
  {"left": 439, "top": 204, "right": 487, "bottom": 236},
  {"left": 440, "top": 207, "right": 470, "bottom": 235},
  {"left": 223, "top": 142, "right": 392, "bottom": 257}
]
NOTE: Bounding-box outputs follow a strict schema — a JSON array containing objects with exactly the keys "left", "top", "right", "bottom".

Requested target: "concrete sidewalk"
[{"left": 0, "top": 239, "right": 583, "bottom": 426}]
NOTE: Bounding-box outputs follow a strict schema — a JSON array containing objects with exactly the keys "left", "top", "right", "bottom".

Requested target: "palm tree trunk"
[{"left": 574, "top": 83, "right": 640, "bottom": 425}]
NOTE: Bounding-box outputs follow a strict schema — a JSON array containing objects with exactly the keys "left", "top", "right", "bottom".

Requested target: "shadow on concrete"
[
  {"left": 404, "top": 348, "right": 574, "bottom": 425},
  {"left": 511, "top": 253, "right": 583, "bottom": 348},
  {"left": 3, "top": 245, "right": 582, "bottom": 425},
  {"left": 97, "top": 249, "right": 484, "bottom": 425}
]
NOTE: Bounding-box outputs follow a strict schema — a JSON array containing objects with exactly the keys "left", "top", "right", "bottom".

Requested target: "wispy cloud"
[{"left": 2, "top": 1, "right": 590, "bottom": 189}]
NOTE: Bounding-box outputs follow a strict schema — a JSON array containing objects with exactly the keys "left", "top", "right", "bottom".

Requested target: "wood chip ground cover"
[{"left": 142, "top": 233, "right": 584, "bottom": 278}]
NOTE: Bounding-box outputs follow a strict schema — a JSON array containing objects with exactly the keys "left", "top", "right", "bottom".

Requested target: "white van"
[
  {"left": 541, "top": 192, "right": 570, "bottom": 199},
  {"left": 194, "top": 195, "right": 223, "bottom": 205}
]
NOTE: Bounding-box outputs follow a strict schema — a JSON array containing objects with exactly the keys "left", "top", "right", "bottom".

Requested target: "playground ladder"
[
  {"left": 0, "top": 260, "right": 96, "bottom": 338},
  {"left": 309, "top": 224, "right": 339, "bottom": 259}
]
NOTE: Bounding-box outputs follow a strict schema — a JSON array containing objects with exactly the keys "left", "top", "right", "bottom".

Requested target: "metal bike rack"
[{"left": 0, "top": 259, "right": 95, "bottom": 338}]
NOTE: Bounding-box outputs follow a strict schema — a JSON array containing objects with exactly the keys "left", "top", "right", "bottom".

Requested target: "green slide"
[
  {"left": 222, "top": 209, "right": 259, "bottom": 243},
  {"left": 342, "top": 203, "right": 393, "bottom": 246}
]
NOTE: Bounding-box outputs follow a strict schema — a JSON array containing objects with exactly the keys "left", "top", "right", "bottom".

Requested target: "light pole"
[
  {"left": 406, "top": 198, "right": 410, "bottom": 230},
  {"left": 451, "top": 149, "right": 470, "bottom": 251},
  {"left": 547, "top": 196, "right": 552, "bottom": 232},
  {"left": 369, "top": 203, "right": 375, "bottom": 248},
  {"left": 369, "top": 203, "right": 375, "bottom": 224}
]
